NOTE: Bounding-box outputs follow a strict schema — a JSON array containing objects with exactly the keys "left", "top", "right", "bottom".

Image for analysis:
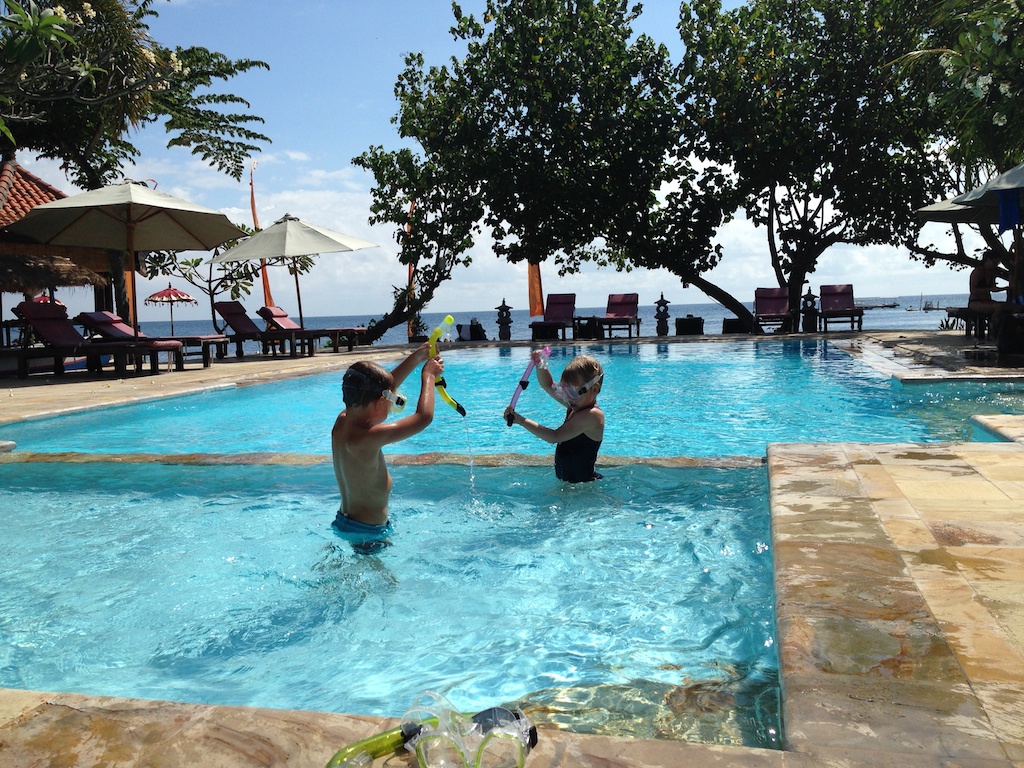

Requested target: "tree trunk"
[{"left": 687, "top": 274, "right": 757, "bottom": 332}]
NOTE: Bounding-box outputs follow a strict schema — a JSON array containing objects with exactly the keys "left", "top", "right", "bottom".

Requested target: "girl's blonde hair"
[{"left": 562, "top": 355, "right": 603, "bottom": 386}]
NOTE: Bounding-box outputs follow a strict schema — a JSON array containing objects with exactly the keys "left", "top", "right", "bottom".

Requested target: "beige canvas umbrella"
[
  {"left": 210, "top": 214, "right": 377, "bottom": 327},
  {"left": 7, "top": 180, "right": 246, "bottom": 333}
]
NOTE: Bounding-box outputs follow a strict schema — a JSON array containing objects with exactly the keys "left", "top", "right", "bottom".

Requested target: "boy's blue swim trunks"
[{"left": 331, "top": 512, "right": 393, "bottom": 548}]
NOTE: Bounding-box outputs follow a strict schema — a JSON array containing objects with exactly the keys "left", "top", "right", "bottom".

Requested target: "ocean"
[{"left": 137, "top": 293, "right": 971, "bottom": 346}]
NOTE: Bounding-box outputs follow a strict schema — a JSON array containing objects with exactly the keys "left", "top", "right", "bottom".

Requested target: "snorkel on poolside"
[
  {"left": 428, "top": 315, "right": 466, "bottom": 417},
  {"left": 506, "top": 347, "right": 550, "bottom": 426},
  {"left": 325, "top": 690, "right": 538, "bottom": 768}
]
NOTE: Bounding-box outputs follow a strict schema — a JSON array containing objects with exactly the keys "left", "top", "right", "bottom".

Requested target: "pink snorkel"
[{"left": 506, "top": 347, "right": 550, "bottom": 426}]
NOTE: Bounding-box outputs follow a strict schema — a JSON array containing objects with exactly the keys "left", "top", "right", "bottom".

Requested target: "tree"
[
  {"left": 358, "top": 0, "right": 753, "bottom": 331},
  {"left": 354, "top": 140, "right": 485, "bottom": 344},
  {"left": 2, "top": 0, "right": 270, "bottom": 320},
  {"left": 678, "top": 0, "right": 948, "bottom": 328},
  {"left": 901, "top": 0, "right": 1023, "bottom": 173},
  {"left": 0, "top": 1, "right": 79, "bottom": 143},
  {"left": 2, "top": 0, "right": 270, "bottom": 187},
  {"left": 897, "top": 0, "right": 1023, "bottom": 282}
]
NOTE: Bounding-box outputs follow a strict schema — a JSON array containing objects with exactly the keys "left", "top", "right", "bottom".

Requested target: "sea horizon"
[{"left": 138, "top": 292, "right": 972, "bottom": 347}]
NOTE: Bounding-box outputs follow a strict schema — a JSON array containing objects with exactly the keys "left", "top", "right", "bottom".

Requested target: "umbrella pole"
[
  {"left": 127, "top": 216, "right": 140, "bottom": 339},
  {"left": 294, "top": 260, "right": 304, "bottom": 329},
  {"left": 169, "top": 302, "right": 175, "bottom": 335}
]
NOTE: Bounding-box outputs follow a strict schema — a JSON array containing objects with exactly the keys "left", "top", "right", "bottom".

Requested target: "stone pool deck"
[{"left": 1, "top": 330, "right": 1023, "bottom": 767}]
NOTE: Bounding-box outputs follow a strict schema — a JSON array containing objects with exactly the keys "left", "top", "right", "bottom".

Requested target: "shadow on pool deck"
[{"left": 1, "top": 330, "right": 1023, "bottom": 766}]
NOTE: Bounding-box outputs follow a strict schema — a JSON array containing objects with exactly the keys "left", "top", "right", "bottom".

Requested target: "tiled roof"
[{"left": 0, "top": 157, "right": 67, "bottom": 227}]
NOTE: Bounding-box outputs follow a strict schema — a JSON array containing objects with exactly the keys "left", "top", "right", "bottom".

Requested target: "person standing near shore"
[{"left": 331, "top": 346, "right": 443, "bottom": 548}]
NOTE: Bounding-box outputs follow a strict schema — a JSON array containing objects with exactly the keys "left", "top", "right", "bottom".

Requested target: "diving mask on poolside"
[
  {"left": 401, "top": 691, "right": 538, "bottom": 768},
  {"left": 553, "top": 372, "right": 603, "bottom": 406},
  {"left": 381, "top": 389, "right": 407, "bottom": 414}
]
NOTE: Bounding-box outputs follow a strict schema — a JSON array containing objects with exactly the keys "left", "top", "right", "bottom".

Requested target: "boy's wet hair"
[
  {"left": 563, "top": 355, "right": 603, "bottom": 386},
  {"left": 342, "top": 361, "right": 394, "bottom": 408}
]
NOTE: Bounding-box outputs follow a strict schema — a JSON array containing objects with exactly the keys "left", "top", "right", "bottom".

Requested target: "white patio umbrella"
[
  {"left": 8, "top": 180, "right": 246, "bottom": 334},
  {"left": 210, "top": 214, "right": 377, "bottom": 328}
]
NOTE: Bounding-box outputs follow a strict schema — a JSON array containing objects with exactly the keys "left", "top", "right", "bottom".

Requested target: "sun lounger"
[
  {"left": 582, "top": 293, "right": 641, "bottom": 338},
  {"left": 256, "top": 306, "right": 364, "bottom": 352},
  {"left": 818, "top": 284, "right": 864, "bottom": 331},
  {"left": 754, "top": 287, "right": 792, "bottom": 332},
  {"left": 75, "top": 311, "right": 225, "bottom": 368},
  {"left": 214, "top": 300, "right": 316, "bottom": 358},
  {"left": 530, "top": 293, "right": 576, "bottom": 340},
  {"left": 12, "top": 301, "right": 175, "bottom": 378}
]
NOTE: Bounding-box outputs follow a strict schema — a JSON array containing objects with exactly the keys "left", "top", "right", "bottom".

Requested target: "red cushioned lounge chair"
[
  {"left": 818, "top": 284, "right": 864, "bottom": 332},
  {"left": 12, "top": 301, "right": 173, "bottom": 378},
  {"left": 214, "top": 300, "right": 317, "bottom": 358},
  {"left": 257, "top": 305, "right": 364, "bottom": 352},
  {"left": 529, "top": 293, "right": 576, "bottom": 341},
  {"left": 754, "top": 287, "right": 792, "bottom": 332},
  {"left": 75, "top": 311, "right": 223, "bottom": 368},
  {"left": 594, "top": 293, "right": 641, "bottom": 338}
]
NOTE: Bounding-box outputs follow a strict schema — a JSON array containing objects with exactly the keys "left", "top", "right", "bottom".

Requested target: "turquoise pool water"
[
  {"left": 6, "top": 339, "right": 1019, "bottom": 750},
  {"left": 3, "top": 340, "right": 1021, "bottom": 457},
  {"left": 0, "top": 462, "right": 779, "bottom": 747}
]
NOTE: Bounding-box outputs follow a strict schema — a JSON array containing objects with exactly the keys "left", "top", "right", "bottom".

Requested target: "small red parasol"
[
  {"left": 32, "top": 292, "right": 64, "bottom": 305},
  {"left": 144, "top": 283, "right": 197, "bottom": 335}
]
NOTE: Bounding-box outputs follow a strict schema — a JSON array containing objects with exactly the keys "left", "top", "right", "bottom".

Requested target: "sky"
[{"left": 13, "top": 0, "right": 986, "bottom": 324}]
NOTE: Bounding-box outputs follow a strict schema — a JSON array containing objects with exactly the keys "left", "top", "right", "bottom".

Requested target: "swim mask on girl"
[
  {"left": 553, "top": 372, "right": 603, "bottom": 405},
  {"left": 401, "top": 690, "right": 537, "bottom": 768}
]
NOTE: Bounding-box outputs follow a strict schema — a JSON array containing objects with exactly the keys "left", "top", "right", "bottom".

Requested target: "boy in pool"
[
  {"left": 332, "top": 345, "right": 444, "bottom": 545},
  {"left": 504, "top": 352, "right": 605, "bottom": 482}
]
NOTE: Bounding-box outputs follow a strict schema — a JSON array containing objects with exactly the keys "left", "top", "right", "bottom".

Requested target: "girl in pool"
[{"left": 504, "top": 352, "right": 605, "bottom": 482}]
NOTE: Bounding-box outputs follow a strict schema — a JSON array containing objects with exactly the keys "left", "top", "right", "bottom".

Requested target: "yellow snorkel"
[{"left": 428, "top": 315, "right": 466, "bottom": 417}]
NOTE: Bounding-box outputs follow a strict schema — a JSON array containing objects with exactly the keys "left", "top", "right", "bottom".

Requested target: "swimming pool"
[
  {"left": 5, "top": 338, "right": 1019, "bottom": 752},
  {"left": 0, "top": 461, "right": 780, "bottom": 748},
  {"left": 3, "top": 340, "right": 1020, "bottom": 457}
]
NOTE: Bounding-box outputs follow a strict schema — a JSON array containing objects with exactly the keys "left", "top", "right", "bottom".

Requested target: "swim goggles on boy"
[
  {"left": 401, "top": 691, "right": 537, "bottom": 768},
  {"left": 553, "top": 372, "right": 603, "bottom": 405},
  {"left": 381, "top": 389, "right": 407, "bottom": 413}
]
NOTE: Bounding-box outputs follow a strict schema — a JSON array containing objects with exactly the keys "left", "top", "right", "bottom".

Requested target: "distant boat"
[
  {"left": 856, "top": 301, "right": 899, "bottom": 310},
  {"left": 922, "top": 300, "right": 940, "bottom": 311}
]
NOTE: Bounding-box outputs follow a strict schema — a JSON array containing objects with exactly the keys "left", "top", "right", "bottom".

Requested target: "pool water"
[
  {"left": 3, "top": 340, "right": 1021, "bottom": 457},
  {"left": 0, "top": 461, "right": 780, "bottom": 748}
]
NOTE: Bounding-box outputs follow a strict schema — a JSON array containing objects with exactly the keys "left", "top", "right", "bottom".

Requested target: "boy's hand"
[{"left": 411, "top": 342, "right": 432, "bottom": 364}]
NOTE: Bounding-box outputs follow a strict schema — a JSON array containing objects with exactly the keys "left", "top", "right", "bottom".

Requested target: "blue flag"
[{"left": 997, "top": 189, "right": 1020, "bottom": 233}]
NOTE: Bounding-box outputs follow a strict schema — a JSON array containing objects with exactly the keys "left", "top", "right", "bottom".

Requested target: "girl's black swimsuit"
[{"left": 554, "top": 405, "right": 602, "bottom": 482}]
